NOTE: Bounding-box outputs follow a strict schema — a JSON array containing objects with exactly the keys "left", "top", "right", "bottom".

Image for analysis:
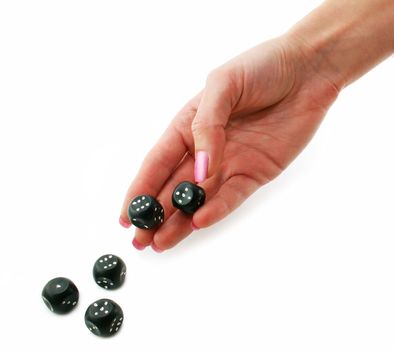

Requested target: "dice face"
[
  {"left": 127, "top": 195, "right": 164, "bottom": 230},
  {"left": 85, "top": 299, "right": 124, "bottom": 337},
  {"left": 93, "top": 254, "right": 126, "bottom": 290},
  {"left": 41, "top": 277, "right": 79, "bottom": 314},
  {"left": 172, "top": 181, "right": 206, "bottom": 214}
]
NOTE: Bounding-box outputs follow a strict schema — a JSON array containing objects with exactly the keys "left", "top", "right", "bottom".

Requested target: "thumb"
[{"left": 192, "top": 69, "right": 234, "bottom": 183}]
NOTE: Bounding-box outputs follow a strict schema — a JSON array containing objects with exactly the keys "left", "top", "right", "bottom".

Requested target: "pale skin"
[{"left": 119, "top": 0, "right": 394, "bottom": 252}]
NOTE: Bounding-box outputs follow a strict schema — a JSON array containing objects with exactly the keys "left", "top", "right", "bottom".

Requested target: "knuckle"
[
  {"left": 191, "top": 118, "right": 205, "bottom": 135},
  {"left": 207, "top": 66, "right": 231, "bottom": 86},
  {"left": 192, "top": 117, "right": 224, "bottom": 134}
]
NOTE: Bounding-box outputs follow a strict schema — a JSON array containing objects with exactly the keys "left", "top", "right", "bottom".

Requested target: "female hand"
[{"left": 119, "top": 33, "right": 340, "bottom": 252}]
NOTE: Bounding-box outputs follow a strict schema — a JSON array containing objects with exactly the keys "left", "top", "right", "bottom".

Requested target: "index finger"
[{"left": 119, "top": 98, "right": 199, "bottom": 227}]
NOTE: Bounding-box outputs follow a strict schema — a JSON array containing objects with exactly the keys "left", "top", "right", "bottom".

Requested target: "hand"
[{"left": 119, "top": 33, "right": 340, "bottom": 252}]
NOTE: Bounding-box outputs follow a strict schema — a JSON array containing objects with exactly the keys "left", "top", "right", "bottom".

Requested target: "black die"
[
  {"left": 172, "top": 181, "right": 206, "bottom": 214},
  {"left": 127, "top": 195, "right": 164, "bottom": 229},
  {"left": 41, "top": 277, "right": 79, "bottom": 314},
  {"left": 85, "top": 299, "right": 124, "bottom": 337},
  {"left": 93, "top": 254, "right": 126, "bottom": 290}
]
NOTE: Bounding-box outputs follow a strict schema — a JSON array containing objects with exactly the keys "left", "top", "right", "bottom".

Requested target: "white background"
[{"left": 0, "top": 1, "right": 393, "bottom": 349}]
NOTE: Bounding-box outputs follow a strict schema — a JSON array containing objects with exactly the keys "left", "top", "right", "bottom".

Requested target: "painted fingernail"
[
  {"left": 191, "top": 222, "right": 199, "bottom": 231},
  {"left": 132, "top": 238, "right": 145, "bottom": 251},
  {"left": 151, "top": 242, "right": 163, "bottom": 253},
  {"left": 119, "top": 216, "right": 131, "bottom": 228},
  {"left": 194, "top": 151, "right": 209, "bottom": 183}
]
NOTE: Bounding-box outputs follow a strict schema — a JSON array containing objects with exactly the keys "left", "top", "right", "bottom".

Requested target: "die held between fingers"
[
  {"left": 172, "top": 181, "right": 206, "bottom": 214},
  {"left": 128, "top": 195, "right": 164, "bottom": 230}
]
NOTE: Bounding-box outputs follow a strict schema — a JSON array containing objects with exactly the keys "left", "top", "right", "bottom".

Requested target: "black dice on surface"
[
  {"left": 172, "top": 181, "right": 206, "bottom": 214},
  {"left": 85, "top": 299, "right": 124, "bottom": 337},
  {"left": 41, "top": 277, "right": 79, "bottom": 314},
  {"left": 93, "top": 254, "right": 126, "bottom": 290},
  {"left": 127, "top": 195, "right": 164, "bottom": 229}
]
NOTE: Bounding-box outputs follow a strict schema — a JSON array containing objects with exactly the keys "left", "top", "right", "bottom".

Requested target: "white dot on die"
[
  {"left": 178, "top": 200, "right": 182, "bottom": 203},
  {"left": 56, "top": 284, "right": 61, "bottom": 288},
  {"left": 146, "top": 203, "right": 149, "bottom": 206},
  {"left": 176, "top": 191, "right": 180, "bottom": 195},
  {"left": 185, "top": 188, "right": 189, "bottom": 192},
  {"left": 182, "top": 193, "right": 186, "bottom": 197}
]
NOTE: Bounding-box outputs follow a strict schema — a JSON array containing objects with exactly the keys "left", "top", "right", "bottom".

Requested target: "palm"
[{"left": 224, "top": 77, "right": 337, "bottom": 185}]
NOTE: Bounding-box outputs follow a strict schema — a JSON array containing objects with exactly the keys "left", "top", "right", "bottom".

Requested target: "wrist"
[{"left": 286, "top": 0, "right": 394, "bottom": 90}]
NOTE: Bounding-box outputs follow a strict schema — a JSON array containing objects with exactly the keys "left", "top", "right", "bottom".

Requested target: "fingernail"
[
  {"left": 132, "top": 238, "right": 145, "bottom": 251},
  {"left": 119, "top": 216, "right": 131, "bottom": 228},
  {"left": 191, "top": 222, "right": 199, "bottom": 231},
  {"left": 151, "top": 242, "right": 163, "bottom": 253},
  {"left": 195, "top": 151, "right": 209, "bottom": 183}
]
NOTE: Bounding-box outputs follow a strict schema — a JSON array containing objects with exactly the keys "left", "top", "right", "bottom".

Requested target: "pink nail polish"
[
  {"left": 119, "top": 216, "right": 131, "bottom": 228},
  {"left": 191, "top": 222, "right": 199, "bottom": 231},
  {"left": 132, "top": 238, "right": 145, "bottom": 251},
  {"left": 195, "top": 151, "right": 209, "bottom": 183},
  {"left": 151, "top": 242, "right": 163, "bottom": 253}
]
